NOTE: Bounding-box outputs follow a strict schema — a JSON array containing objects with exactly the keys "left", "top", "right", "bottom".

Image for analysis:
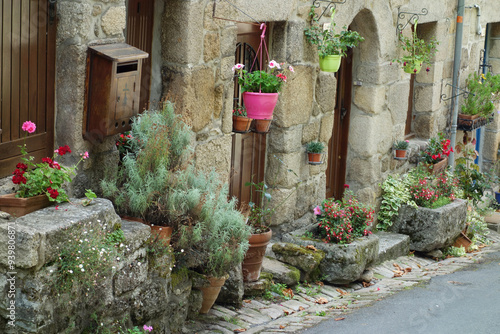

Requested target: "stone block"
[
  {"left": 286, "top": 21, "right": 305, "bottom": 63},
  {"left": 302, "top": 121, "right": 320, "bottom": 144},
  {"left": 356, "top": 63, "right": 399, "bottom": 85},
  {"left": 114, "top": 256, "right": 148, "bottom": 295},
  {"left": 120, "top": 219, "right": 151, "bottom": 252},
  {"left": 266, "top": 153, "right": 301, "bottom": 188},
  {"left": 262, "top": 257, "right": 300, "bottom": 287},
  {"left": 268, "top": 187, "right": 297, "bottom": 227},
  {"left": 353, "top": 85, "right": 386, "bottom": 114},
  {"left": 220, "top": 26, "right": 238, "bottom": 57},
  {"left": 283, "top": 225, "right": 379, "bottom": 284},
  {"left": 195, "top": 136, "right": 232, "bottom": 180},
  {"left": 57, "top": 2, "right": 93, "bottom": 43},
  {"left": 349, "top": 112, "right": 392, "bottom": 157},
  {"left": 268, "top": 127, "right": 302, "bottom": 154},
  {"left": 204, "top": 32, "right": 220, "bottom": 63},
  {"left": 319, "top": 113, "right": 334, "bottom": 144},
  {"left": 414, "top": 83, "right": 442, "bottom": 113},
  {"left": 375, "top": 232, "right": 411, "bottom": 264},
  {"left": 274, "top": 65, "right": 314, "bottom": 128},
  {"left": 272, "top": 242, "right": 325, "bottom": 281},
  {"left": 101, "top": 6, "right": 126, "bottom": 36},
  {"left": 216, "top": 264, "right": 244, "bottom": 306},
  {"left": 482, "top": 131, "right": 500, "bottom": 161},
  {"left": 390, "top": 199, "right": 468, "bottom": 252},
  {"left": 416, "top": 61, "right": 443, "bottom": 84},
  {"left": 243, "top": 272, "right": 273, "bottom": 297},
  {"left": 315, "top": 71, "right": 337, "bottom": 113},
  {"left": 413, "top": 113, "right": 436, "bottom": 138},
  {"left": 388, "top": 81, "right": 410, "bottom": 125}
]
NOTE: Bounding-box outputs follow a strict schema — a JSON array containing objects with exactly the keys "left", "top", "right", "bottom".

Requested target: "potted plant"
[
  {"left": 232, "top": 105, "right": 252, "bottom": 133},
  {"left": 232, "top": 61, "right": 294, "bottom": 120},
  {"left": 459, "top": 72, "right": 500, "bottom": 129},
  {"left": 419, "top": 132, "right": 453, "bottom": 175},
  {"left": 304, "top": 7, "right": 364, "bottom": 73},
  {"left": 392, "top": 20, "right": 438, "bottom": 74},
  {"left": 0, "top": 121, "right": 90, "bottom": 217},
  {"left": 306, "top": 141, "right": 325, "bottom": 164},
  {"left": 394, "top": 139, "right": 410, "bottom": 159}
]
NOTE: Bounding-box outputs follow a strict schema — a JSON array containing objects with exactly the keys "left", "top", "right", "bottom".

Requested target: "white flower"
[
  {"left": 49, "top": 270, "right": 53, "bottom": 273},
  {"left": 79, "top": 264, "right": 83, "bottom": 268},
  {"left": 81, "top": 268, "right": 85, "bottom": 272},
  {"left": 116, "top": 257, "right": 120, "bottom": 261},
  {"left": 232, "top": 63, "right": 245, "bottom": 72},
  {"left": 181, "top": 249, "right": 184, "bottom": 253},
  {"left": 68, "top": 270, "right": 73, "bottom": 274},
  {"left": 112, "top": 266, "right": 116, "bottom": 269},
  {"left": 269, "top": 60, "right": 278, "bottom": 69},
  {"left": 289, "top": 65, "right": 295, "bottom": 73}
]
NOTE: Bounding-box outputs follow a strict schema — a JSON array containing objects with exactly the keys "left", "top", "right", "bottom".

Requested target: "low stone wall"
[{"left": 0, "top": 199, "right": 197, "bottom": 333}]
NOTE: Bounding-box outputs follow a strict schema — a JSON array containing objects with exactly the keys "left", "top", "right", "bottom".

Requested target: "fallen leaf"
[
  {"left": 316, "top": 297, "right": 328, "bottom": 304},
  {"left": 243, "top": 299, "right": 251, "bottom": 303},
  {"left": 304, "top": 297, "right": 311, "bottom": 302},
  {"left": 279, "top": 325, "right": 286, "bottom": 329},
  {"left": 283, "top": 288, "right": 294, "bottom": 299},
  {"left": 417, "top": 264, "right": 422, "bottom": 268},
  {"left": 336, "top": 288, "right": 348, "bottom": 296},
  {"left": 362, "top": 281, "right": 374, "bottom": 287},
  {"left": 315, "top": 281, "right": 324, "bottom": 286},
  {"left": 299, "top": 306, "right": 305, "bottom": 311},
  {"left": 306, "top": 245, "right": 318, "bottom": 251},
  {"left": 234, "top": 329, "right": 246, "bottom": 333},
  {"left": 404, "top": 267, "right": 412, "bottom": 273},
  {"left": 335, "top": 317, "right": 345, "bottom": 321},
  {"left": 283, "top": 310, "right": 290, "bottom": 315}
]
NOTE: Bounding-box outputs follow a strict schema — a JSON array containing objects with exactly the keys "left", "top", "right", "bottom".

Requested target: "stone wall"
[{"left": 0, "top": 199, "right": 197, "bottom": 333}]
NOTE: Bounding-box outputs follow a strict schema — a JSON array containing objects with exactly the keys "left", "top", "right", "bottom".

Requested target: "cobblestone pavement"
[{"left": 184, "top": 230, "right": 500, "bottom": 334}]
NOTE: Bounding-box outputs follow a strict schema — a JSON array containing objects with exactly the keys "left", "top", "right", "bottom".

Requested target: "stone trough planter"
[
  {"left": 390, "top": 199, "right": 467, "bottom": 252},
  {"left": 283, "top": 224, "right": 379, "bottom": 284}
]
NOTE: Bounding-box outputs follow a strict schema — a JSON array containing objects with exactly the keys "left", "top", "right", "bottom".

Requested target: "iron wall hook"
[
  {"left": 311, "top": 0, "right": 346, "bottom": 21},
  {"left": 396, "top": 7, "right": 428, "bottom": 36}
]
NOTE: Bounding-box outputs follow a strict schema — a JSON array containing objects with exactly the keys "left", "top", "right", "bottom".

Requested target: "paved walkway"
[{"left": 185, "top": 230, "right": 500, "bottom": 334}]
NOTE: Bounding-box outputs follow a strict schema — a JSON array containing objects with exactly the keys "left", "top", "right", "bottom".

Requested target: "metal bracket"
[
  {"left": 440, "top": 83, "right": 473, "bottom": 102},
  {"left": 396, "top": 7, "right": 428, "bottom": 36},
  {"left": 311, "top": 0, "right": 346, "bottom": 21}
]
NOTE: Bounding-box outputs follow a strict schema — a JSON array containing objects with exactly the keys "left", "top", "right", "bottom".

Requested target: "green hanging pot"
[
  {"left": 403, "top": 61, "right": 422, "bottom": 74},
  {"left": 319, "top": 55, "right": 342, "bottom": 73}
]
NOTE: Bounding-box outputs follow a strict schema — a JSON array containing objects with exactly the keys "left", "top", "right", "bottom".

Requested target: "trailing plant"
[
  {"left": 407, "top": 169, "right": 458, "bottom": 209},
  {"left": 233, "top": 60, "right": 294, "bottom": 93},
  {"left": 443, "top": 246, "right": 466, "bottom": 258},
  {"left": 306, "top": 141, "right": 325, "bottom": 153},
  {"left": 394, "top": 140, "right": 409, "bottom": 150},
  {"left": 420, "top": 132, "right": 453, "bottom": 164},
  {"left": 314, "top": 189, "right": 374, "bottom": 244},
  {"left": 392, "top": 20, "right": 438, "bottom": 73},
  {"left": 377, "top": 174, "right": 416, "bottom": 231},
  {"left": 466, "top": 207, "right": 490, "bottom": 247},
  {"left": 304, "top": 7, "right": 364, "bottom": 57},
  {"left": 461, "top": 72, "right": 500, "bottom": 118}
]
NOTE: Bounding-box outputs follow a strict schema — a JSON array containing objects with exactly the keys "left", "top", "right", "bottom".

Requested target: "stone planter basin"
[
  {"left": 390, "top": 199, "right": 467, "bottom": 252},
  {"left": 283, "top": 224, "right": 379, "bottom": 284}
]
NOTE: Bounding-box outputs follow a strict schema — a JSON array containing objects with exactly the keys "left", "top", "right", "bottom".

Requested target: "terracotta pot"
[
  {"left": 253, "top": 119, "right": 272, "bottom": 133},
  {"left": 307, "top": 152, "right": 323, "bottom": 165},
  {"left": 453, "top": 231, "right": 472, "bottom": 252},
  {"left": 395, "top": 149, "right": 407, "bottom": 159},
  {"left": 242, "top": 229, "right": 272, "bottom": 282},
  {"left": 199, "top": 276, "right": 227, "bottom": 314},
  {"left": 150, "top": 225, "right": 173, "bottom": 243},
  {"left": 0, "top": 193, "right": 51, "bottom": 217},
  {"left": 424, "top": 157, "right": 448, "bottom": 175},
  {"left": 242, "top": 92, "right": 278, "bottom": 120},
  {"left": 319, "top": 55, "right": 342, "bottom": 72},
  {"left": 232, "top": 115, "right": 252, "bottom": 133}
]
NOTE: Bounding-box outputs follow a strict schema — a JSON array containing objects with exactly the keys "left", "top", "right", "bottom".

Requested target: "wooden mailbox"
[{"left": 84, "top": 43, "right": 148, "bottom": 142}]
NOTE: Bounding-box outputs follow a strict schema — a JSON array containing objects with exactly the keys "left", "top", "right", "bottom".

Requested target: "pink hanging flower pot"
[{"left": 242, "top": 92, "right": 279, "bottom": 120}]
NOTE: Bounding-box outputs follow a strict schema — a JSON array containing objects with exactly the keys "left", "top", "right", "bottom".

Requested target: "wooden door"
[
  {"left": 326, "top": 49, "right": 353, "bottom": 199},
  {"left": 0, "top": 0, "right": 56, "bottom": 177},
  {"left": 229, "top": 23, "right": 268, "bottom": 208},
  {"left": 126, "top": 0, "right": 153, "bottom": 112}
]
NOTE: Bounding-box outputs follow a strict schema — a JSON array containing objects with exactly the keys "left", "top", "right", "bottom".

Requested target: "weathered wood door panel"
[
  {"left": 126, "top": 0, "right": 153, "bottom": 112},
  {"left": 0, "top": 0, "right": 56, "bottom": 177},
  {"left": 326, "top": 49, "right": 353, "bottom": 200},
  {"left": 229, "top": 23, "right": 267, "bottom": 208}
]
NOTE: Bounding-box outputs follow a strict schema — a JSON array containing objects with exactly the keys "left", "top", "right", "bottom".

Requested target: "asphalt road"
[{"left": 301, "top": 251, "right": 500, "bottom": 334}]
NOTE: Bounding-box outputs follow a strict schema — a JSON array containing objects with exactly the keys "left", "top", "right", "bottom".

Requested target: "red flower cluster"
[
  {"left": 276, "top": 73, "right": 287, "bottom": 82},
  {"left": 47, "top": 187, "right": 59, "bottom": 199},
  {"left": 409, "top": 172, "right": 458, "bottom": 208},
  {"left": 12, "top": 163, "right": 28, "bottom": 185},
  {"left": 421, "top": 133, "right": 454, "bottom": 164},
  {"left": 55, "top": 145, "right": 71, "bottom": 156}
]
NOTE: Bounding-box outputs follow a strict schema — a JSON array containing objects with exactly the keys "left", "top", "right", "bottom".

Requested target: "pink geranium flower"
[
  {"left": 22, "top": 121, "right": 36, "bottom": 133},
  {"left": 143, "top": 325, "right": 153, "bottom": 332},
  {"left": 313, "top": 205, "right": 322, "bottom": 215},
  {"left": 268, "top": 60, "right": 280, "bottom": 69}
]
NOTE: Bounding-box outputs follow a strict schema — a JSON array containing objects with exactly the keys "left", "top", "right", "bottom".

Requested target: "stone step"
[
  {"left": 261, "top": 256, "right": 300, "bottom": 287},
  {"left": 375, "top": 231, "right": 410, "bottom": 264}
]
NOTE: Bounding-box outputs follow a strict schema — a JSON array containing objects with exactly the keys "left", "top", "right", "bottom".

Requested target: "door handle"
[{"left": 340, "top": 107, "right": 347, "bottom": 120}]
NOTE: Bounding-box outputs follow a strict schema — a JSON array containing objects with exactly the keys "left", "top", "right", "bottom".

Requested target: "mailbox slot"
[{"left": 84, "top": 43, "right": 148, "bottom": 142}]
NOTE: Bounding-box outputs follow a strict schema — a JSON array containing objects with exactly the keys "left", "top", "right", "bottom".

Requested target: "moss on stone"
[
  {"left": 171, "top": 267, "right": 190, "bottom": 289},
  {"left": 282, "top": 263, "right": 301, "bottom": 284},
  {"left": 272, "top": 243, "right": 326, "bottom": 263}
]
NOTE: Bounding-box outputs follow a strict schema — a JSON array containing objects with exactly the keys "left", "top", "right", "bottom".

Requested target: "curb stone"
[{"left": 184, "top": 230, "right": 500, "bottom": 333}]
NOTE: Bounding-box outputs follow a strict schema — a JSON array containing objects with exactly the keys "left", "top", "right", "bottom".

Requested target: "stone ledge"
[{"left": 375, "top": 231, "right": 410, "bottom": 264}]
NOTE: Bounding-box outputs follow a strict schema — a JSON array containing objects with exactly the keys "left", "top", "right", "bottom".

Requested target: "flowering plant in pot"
[
  {"left": 232, "top": 105, "right": 252, "bottom": 133},
  {"left": 306, "top": 141, "right": 325, "bottom": 164},
  {"left": 460, "top": 72, "right": 500, "bottom": 120},
  {"left": 304, "top": 7, "right": 364, "bottom": 72},
  {"left": 232, "top": 61, "right": 294, "bottom": 119},
  {"left": 0, "top": 121, "right": 90, "bottom": 216},
  {"left": 313, "top": 189, "right": 374, "bottom": 244},
  {"left": 392, "top": 20, "right": 438, "bottom": 74},
  {"left": 420, "top": 132, "right": 453, "bottom": 174},
  {"left": 394, "top": 139, "right": 409, "bottom": 159}
]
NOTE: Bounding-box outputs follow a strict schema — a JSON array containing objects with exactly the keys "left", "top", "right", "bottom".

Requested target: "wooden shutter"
[{"left": 0, "top": 0, "right": 55, "bottom": 177}]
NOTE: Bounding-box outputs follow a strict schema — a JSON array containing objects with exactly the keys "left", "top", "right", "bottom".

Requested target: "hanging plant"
[
  {"left": 392, "top": 20, "right": 438, "bottom": 74},
  {"left": 304, "top": 7, "right": 364, "bottom": 72}
]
